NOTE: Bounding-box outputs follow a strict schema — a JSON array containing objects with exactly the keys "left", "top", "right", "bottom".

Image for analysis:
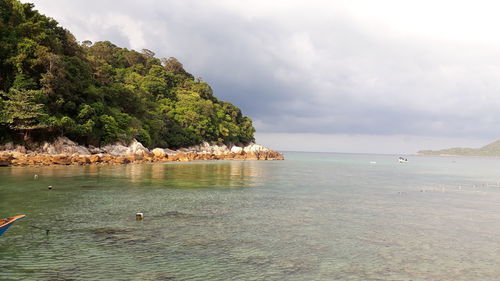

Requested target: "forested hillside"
[{"left": 0, "top": 0, "right": 255, "bottom": 148}]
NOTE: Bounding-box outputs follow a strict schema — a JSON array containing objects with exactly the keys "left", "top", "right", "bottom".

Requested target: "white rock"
[
  {"left": 230, "top": 146, "right": 243, "bottom": 154},
  {"left": 1, "top": 142, "right": 14, "bottom": 150},
  {"left": 128, "top": 139, "right": 149, "bottom": 156},
  {"left": 38, "top": 137, "right": 90, "bottom": 155},
  {"left": 152, "top": 148, "right": 166, "bottom": 157},
  {"left": 101, "top": 139, "right": 150, "bottom": 156},
  {"left": 14, "top": 145, "right": 27, "bottom": 153},
  {"left": 243, "top": 143, "right": 269, "bottom": 153},
  {"left": 163, "top": 148, "right": 178, "bottom": 156},
  {"left": 101, "top": 143, "right": 128, "bottom": 156},
  {"left": 88, "top": 145, "right": 104, "bottom": 154}
]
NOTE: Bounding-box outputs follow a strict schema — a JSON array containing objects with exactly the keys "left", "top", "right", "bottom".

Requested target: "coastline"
[{"left": 0, "top": 137, "right": 284, "bottom": 167}]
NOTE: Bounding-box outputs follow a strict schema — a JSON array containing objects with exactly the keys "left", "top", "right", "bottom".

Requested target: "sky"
[{"left": 22, "top": 0, "right": 500, "bottom": 153}]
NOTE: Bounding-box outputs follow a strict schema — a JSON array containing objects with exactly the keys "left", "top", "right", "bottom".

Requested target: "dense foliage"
[{"left": 0, "top": 0, "right": 255, "bottom": 148}]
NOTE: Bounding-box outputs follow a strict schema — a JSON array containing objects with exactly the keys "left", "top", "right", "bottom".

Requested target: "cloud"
[
  {"left": 255, "top": 132, "right": 491, "bottom": 154},
  {"left": 25, "top": 0, "right": 500, "bottom": 144}
]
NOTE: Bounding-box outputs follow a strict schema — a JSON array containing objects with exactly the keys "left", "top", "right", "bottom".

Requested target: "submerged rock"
[{"left": 158, "top": 211, "right": 197, "bottom": 218}]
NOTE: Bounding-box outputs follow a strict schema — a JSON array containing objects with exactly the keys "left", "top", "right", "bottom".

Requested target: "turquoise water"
[{"left": 2, "top": 152, "right": 500, "bottom": 280}]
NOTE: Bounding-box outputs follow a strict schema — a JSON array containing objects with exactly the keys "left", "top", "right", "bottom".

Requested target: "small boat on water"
[
  {"left": 0, "top": 215, "right": 26, "bottom": 236},
  {"left": 398, "top": 157, "right": 408, "bottom": 163}
]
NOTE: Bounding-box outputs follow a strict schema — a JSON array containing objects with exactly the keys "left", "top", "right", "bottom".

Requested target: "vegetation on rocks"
[
  {"left": 0, "top": 0, "right": 255, "bottom": 149},
  {"left": 0, "top": 138, "right": 284, "bottom": 166}
]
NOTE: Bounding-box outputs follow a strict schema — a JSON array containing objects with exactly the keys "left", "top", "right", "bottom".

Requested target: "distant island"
[{"left": 418, "top": 140, "right": 500, "bottom": 157}]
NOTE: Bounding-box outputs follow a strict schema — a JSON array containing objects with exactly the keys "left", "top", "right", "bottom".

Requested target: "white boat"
[{"left": 398, "top": 157, "right": 408, "bottom": 163}]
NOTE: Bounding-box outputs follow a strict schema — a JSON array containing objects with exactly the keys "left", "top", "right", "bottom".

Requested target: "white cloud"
[
  {"left": 23, "top": 0, "right": 500, "bottom": 151},
  {"left": 91, "top": 13, "right": 146, "bottom": 50},
  {"left": 255, "top": 132, "right": 492, "bottom": 154}
]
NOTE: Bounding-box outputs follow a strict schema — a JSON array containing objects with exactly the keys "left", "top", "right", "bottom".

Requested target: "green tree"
[
  {"left": 0, "top": 0, "right": 256, "bottom": 148},
  {"left": 0, "top": 89, "right": 47, "bottom": 141}
]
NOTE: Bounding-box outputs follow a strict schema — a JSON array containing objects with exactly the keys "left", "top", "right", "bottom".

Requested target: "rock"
[
  {"left": 0, "top": 152, "right": 13, "bottom": 166},
  {"left": 125, "top": 154, "right": 145, "bottom": 163},
  {"left": 10, "top": 151, "right": 25, "bottom": 159},
  {"left": 243, "top": 143, "right": 269, "bottom": 153},
  {"left": 75, "top": 156, "right": 91, "bottom": 165},
  {"left": 89, "top": 155, "right": 101, "bottom": 163},
  {"left": 230, "top": 146, "right": 243, "bottom": 154},
  {"left": 163, "top": 148, "right": 178, "bottom": 156},
  {"left": 101, "top": 154, "right": 114, "bottom": 163},
  {"left": 214, "top": 144, "right": 229, "bottom": 155},
  {"left": 0, "top": 136, "right": 283, "bottom": 166},
  {"left": 245, "top": 152, "right": 259, "bottom": 160},
  {"left": 11, "top": 158, "right": 28, "bottom": 166},
  {"left": 268, "top": 150, "right": 285, "bottom": 160},
  {"left": 0, "top": 143, "right": 27, "bottom": 154},
  {"left": 38, "top": 137, "right": 90, "bottom": 155},
  {"left": 187, "top": 142, "right": 210, "bottom": 152},
  {"left": 152, "top": 148, "right": 166, "bottom": 158},
  {"left": 144, "top": 155, "right": 156, "bottom": 162},
  {"left": 113, "top": 157, "right": 130, "bottom": 164},
  {"left": 186, "top": 142, "right": 229, "bottom": 155},
  {"left": 169, "top": 153, "right": 188, "bottom": 162},
  {"left": 102, "top": 139, "right": 149, "bottom": 156},
  {"left": 101, "top": 143, "right": 129, "bottom": 156},
  {"left": 0, "top": 142, "right": 14, "bottom": 151},
  {"left": 88, "top": 145, "right": 104, "bottom": 154},
  {"left": 0, "top": 152, "right": 13, "bottom": 159},
  {"left": 14, "top": 145, "right": 27, "bottom": 154},
  {"left": 128, "top": 139, "right": 149, "bottom": 156},
  {"left": 27, "top": 154, "right": 48, "bottom": 166},
  {"left": 233, "top": 152, "right": 246, "bottom": 160},
  {"left": 51, "top": 154, "right": 72, "bottom": 165}
]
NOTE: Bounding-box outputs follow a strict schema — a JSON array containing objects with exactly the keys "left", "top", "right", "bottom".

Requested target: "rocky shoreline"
[{"left": 0, "top": 137, "right": 284, "bottom": 167}]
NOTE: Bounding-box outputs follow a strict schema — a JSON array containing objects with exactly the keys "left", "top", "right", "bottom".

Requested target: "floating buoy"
[{"left": 136, "top": 213, "right": 144, "bottom": 220}]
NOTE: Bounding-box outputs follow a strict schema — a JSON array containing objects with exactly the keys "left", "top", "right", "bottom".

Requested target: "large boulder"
[
  {"left": 152, "top": 148, "right": 166, "bottom": 158},
  {"left": 128, "top": 139, "right": 150, "bottom": 156},
  {"left": 186, "top": 142, "right": 230, "bottom": 155},
  {"left": 88, "top": 145, "right": 104, "bottom": 154},
  {"left": 51, "top": 154, "right": 72, "bottom": 165},
  {"left": 89, "top": 154, "right": 102, "bottom": 163},
  {"left": 102, "top": 139, "right": 149, "bottom": 156},
  {"left": 0, "top": 142, "right": 27, "bottom": 153},
  {"left": 0, "top": 152, "right": 13, "bottom": 166},
  {"left": 243, "top": 143, "right": 269, "bottom": 153},
  {"left": 187, "top": 142, "right": 211, "bottom": 152},
  {"left": 230, "top": 146, "right": 243, "bottom": 154},
  {"left": 101, "top": 143, "right": 128, "bottom": 156},
  {"left": 38, "top": 137, "right": 90, "bottom": 155},
  {"left": 113, "top": 156, "right": 131, "bottom": 164}
]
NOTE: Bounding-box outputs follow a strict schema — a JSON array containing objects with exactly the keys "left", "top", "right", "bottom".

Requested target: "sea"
[{"left": 2, "top": 152, "right": 500, "bottom": 281}]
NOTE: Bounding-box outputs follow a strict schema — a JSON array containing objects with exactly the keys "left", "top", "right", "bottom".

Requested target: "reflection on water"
[
  {"left": 2, "top": 154, "right": 500, "bottom": 280},
  {"left": 1, "top": 160, "right": 264, "bottom": 187}
]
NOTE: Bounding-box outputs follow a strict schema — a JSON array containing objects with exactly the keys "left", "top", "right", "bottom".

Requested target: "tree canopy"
[{"left": 0, "top": 0, "right": 255, "bottom": 148}]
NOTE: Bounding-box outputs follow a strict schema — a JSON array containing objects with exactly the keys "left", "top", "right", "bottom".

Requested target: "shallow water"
[{"left": 2, "top": 152, "right": 500, "bottom": 280}]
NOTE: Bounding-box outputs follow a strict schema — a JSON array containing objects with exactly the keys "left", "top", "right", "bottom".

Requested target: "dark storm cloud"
[{"left": 25, "top": 0, "right": 500, "bottom": 140}]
